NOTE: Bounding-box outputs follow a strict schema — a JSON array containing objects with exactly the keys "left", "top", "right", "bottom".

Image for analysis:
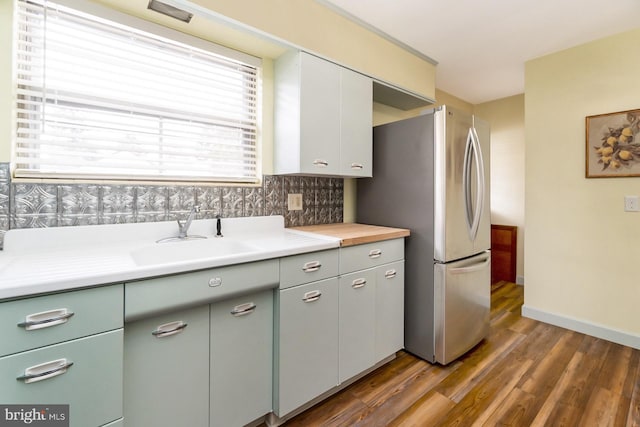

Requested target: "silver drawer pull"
[
  {"left": 385, "top": 269, "right": 397, "bottom": 279},
  {"left": 302, "top": 290, "right": 322, "bottom": 303},
  {"left": 352, "top": 278, "right": 367, "bottom": 289},
  {"left": 313, "top": 159, "right": 329, "bottom": 167},
  {"left": 208, "top": 277, "right": 222, "bottom": 287},
  {"left": 17, "top": 309, "right": 75, "bottom": 331},
  {"left": 368, "top": 249, "right": 382, "bottom": 258},
  {"left": 350, "top": 163, "right": 364, "bottom": 169},
  {"left": 152, "top": 321, "right": 188, "bottom": 338},
  {"left": 17, "top": 358, "right": 74, "bottom": 384},
  {"left": 230, "top": 302, "right": 257, "bottom": 317},
  {"left": 302, "top": 261, "right": 322, "bottom": 273}
]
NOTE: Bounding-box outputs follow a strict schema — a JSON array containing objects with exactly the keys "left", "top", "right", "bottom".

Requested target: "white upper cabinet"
[
  {"left": 274, "top": 51, "right": 372, "bottom": 177},
  {"left": 339, "top": 69, "right": 373, "bottom": 177}
]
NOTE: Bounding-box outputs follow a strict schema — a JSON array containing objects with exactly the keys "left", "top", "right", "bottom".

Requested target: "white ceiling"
[{"left": 320, "top": 0, "right": 640, "bottom": 104}]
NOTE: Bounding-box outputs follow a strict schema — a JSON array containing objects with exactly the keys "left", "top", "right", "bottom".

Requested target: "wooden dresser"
[{"left": 491, "top": 224, "right": 517, "bottom": 284}]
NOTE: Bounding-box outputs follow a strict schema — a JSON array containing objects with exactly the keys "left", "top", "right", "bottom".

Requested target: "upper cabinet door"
[
  {"left": 340, "top": 69, "right": 372, "bottom": 177},
  {"left": 298, "top": 53, "right": 341, "bottom": 175}
]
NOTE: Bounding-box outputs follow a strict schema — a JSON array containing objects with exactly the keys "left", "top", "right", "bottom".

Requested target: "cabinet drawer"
[
  {"left": 339, "top": 239, "right": 404, "bottom": 274},
  {"left": 125, "top": 259, "right": 278, "bottom": 321},
  {"left": 279, "top": 249, "right": 339, "bottom": 289},
  {"left": 0, "top": 329, "right": 123, "bottom": 427},
  {"left": 0, "top": 285, "right": 123, "bottom": 357}
]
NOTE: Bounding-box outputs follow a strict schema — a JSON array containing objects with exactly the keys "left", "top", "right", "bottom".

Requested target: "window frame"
[{"left": 12, "top": 0, "right": 263, "bottom": 186}]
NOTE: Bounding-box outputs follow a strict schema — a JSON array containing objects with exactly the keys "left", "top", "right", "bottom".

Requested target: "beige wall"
[
  {"left": 434, "top": 89, "right": 473, "bottom": 114},
  {"left": 475, "top": 95, "right": 525, "bottom": 281},
  {"left": 524, "top": 28, "right": 640, "bottom": 340}
]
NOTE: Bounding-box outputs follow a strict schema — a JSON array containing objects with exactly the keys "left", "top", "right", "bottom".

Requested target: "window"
[{"left": 14, "top": 0, "right": 261, "bottom": 184}]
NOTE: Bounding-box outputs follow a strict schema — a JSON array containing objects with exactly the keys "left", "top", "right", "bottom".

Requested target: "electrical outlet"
[
  {"left": 624, "top": 195, "right": 639, "bottom": 212},
  {"left": 288, "top": 193, "right": 303, "bottom": 211}
]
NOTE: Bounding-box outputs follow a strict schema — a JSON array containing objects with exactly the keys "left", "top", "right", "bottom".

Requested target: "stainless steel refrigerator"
[{"left": 357, "top": 105, "right": 491, "bottom": 365}]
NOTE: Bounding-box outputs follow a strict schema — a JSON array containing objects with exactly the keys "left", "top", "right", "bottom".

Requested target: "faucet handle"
[{"left": 215, "top": 215, "right": 223, "bottom": 237}]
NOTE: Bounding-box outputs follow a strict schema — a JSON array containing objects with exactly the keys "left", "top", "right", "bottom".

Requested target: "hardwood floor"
[{"left": 281, "top": 281, "right": 640, "bottom": 426}]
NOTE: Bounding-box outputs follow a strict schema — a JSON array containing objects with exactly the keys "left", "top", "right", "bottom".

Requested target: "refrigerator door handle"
[{"left": 463, "top": 127, "right": 486, "bottom": 241}]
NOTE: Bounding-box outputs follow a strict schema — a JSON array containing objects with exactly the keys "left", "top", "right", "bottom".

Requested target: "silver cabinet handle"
[
  {"left": 152, "top": 321, "right": 188, "bottom": 338},
  {"left": 302, "top": 261, "right": 322, "bottom": 273},
  {"left": 368, "top": 249, "right": 382, "bottom": 258},
  {"left": 17, "top": 358, "right": 74, "bottom": 384},
  {"left": 17, "top": 309, "right": 75, "bottom": 331},
  {"left": 208, "top": 277, "right": 222, "bottom": 287},
  {"left": 350, "top": 163, "right": 364, "bottom": 170},
  {"left": 230, "top": 302, "right": 257, "bottom": 317},
  {"left": 352, "top": 278, "right": 367, "bottom": 289},
  {"left": 302, "top": 290, "right": 321, "bottom": 303},
  {"left": 384, "top": 269, "right": 397, "bottom": 279},
  {"left": 313, "top": 159, "right": 329, "bottom": 167}
]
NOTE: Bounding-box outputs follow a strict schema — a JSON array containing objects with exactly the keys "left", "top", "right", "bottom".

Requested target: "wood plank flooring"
[{"left": 281, "top": 281, "right": 640, "bottom": 426}]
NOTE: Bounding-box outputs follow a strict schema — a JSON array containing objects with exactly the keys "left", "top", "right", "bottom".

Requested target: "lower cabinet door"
[
  {"left": 339, "top": 269, "right": 376, "bottom": 383},
  {"left": 375, "top": 261, "right": 405, "bottom": 362},
  {"left": 0, "top": 329, "right": 123, "bottom": 427},
  {"left": 123, "top": 305, "right": 209, "bottom": 427},
  {"left": 210, "top": 289, "right": 273, "bottom": 427},
  {"left": 275, "top": 278, "right": 339, "bottom": 416}
]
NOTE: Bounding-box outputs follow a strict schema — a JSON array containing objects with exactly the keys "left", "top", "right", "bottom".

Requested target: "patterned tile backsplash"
[{"left": 0, "top": 163, "right": 343, "bottom": 249}]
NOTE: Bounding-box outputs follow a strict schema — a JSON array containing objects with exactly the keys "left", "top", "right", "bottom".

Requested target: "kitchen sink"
[{"left": 130, "top": 238, "right": 260, "bottom": 266}]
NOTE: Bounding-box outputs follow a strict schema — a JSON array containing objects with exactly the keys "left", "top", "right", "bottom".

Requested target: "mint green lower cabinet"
[
  {"left": 274, "top": 278, "right": 339, "bottom": 417},
  {"left": 123, "top": 305, "right": 209, "bottom": 427},
  {"left": 0, "top": 329, "right": 123, "bottom": 427},
  {"left": 338, "top": 269, "right": 376, "bottom": 383},
  {"left": 210, "top": 289, "right": 273, "bottom": 427},
  {"left": 375, "top": 261, "right": 405, "bottom": 362}
]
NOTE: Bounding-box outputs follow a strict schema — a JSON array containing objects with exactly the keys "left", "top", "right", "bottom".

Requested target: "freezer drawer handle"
[
  {"left": 302, "top": 261, "right": 322, "bottom": 273},
  {"left": 17, "top": 309, "right": 75, "bottom": 331},
  {"left": 17, "top": 358, "right": 74, "bottom": 384},
  {"left": 450, "top": 256, "right": 491, "bottom": 274},
  {"left": 384, "top": 269, "right": 397, "bottom": 279},
  {"left": 350, "top": 163, "right": 364, "bottom": 170},
  {"left": 302, "top": 290, "right": 322, "bottom": 303},
  {"left": 351, "top": 278, "right": 367, "bottom": 289},
  {"left": 313, "top": 159, "right": 329, "bottom": 167},
  {"left": 368, "top": 249, "right": 382, "bottom": 258},
  {"left": 230, "top": 302, "right": 257, "bottom": 317},
  {"left": 152, "top": 321, "right": 188, "bottom": 338}
]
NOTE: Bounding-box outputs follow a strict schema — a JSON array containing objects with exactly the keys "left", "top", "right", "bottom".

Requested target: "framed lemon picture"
[{"left": 586, "top": 108, "right": 640, "bottom": 178}]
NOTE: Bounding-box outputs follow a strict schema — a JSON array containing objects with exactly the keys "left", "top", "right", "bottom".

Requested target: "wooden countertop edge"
[{"left": 290, "top": 223, "right": 410, "bottom": 247}]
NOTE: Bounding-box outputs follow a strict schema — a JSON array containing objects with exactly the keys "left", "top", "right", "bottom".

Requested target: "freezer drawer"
[{"left": 434, "top": 251, "right": 490, "bottom": 364}]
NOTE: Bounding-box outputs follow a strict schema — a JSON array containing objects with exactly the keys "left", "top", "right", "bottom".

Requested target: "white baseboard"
[
  {"left": 516, "top": 275, "right": 525, "bottom": 285},
  {"left": 521, "top": 305, "right": 640, "bottom": 350}
]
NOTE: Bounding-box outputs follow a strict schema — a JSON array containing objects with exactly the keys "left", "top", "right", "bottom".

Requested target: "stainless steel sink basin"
[{"left": 130, "top": 238, "right": 259, "bottom": 266}]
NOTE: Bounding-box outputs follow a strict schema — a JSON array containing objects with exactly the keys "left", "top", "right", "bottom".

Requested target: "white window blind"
[{"left": 14, "top": 0, "right": 261, "bottom": 184}]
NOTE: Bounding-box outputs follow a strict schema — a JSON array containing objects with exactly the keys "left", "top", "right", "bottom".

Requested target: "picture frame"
[{"left": 586, "top": 108, "right": 640, "bottom": 178}]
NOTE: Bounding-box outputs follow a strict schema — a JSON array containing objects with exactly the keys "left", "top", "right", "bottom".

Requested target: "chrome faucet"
[
  {"left": 177, "top": 205, "right": 201, "bottom": 239},
  {"left": 157, "top": 206, "right": 207, "bottom": 243}
]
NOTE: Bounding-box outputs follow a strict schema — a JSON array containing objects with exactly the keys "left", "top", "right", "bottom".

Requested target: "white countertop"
[{"left": 0, "top": 216, "right": 340, "bottom": 300}]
